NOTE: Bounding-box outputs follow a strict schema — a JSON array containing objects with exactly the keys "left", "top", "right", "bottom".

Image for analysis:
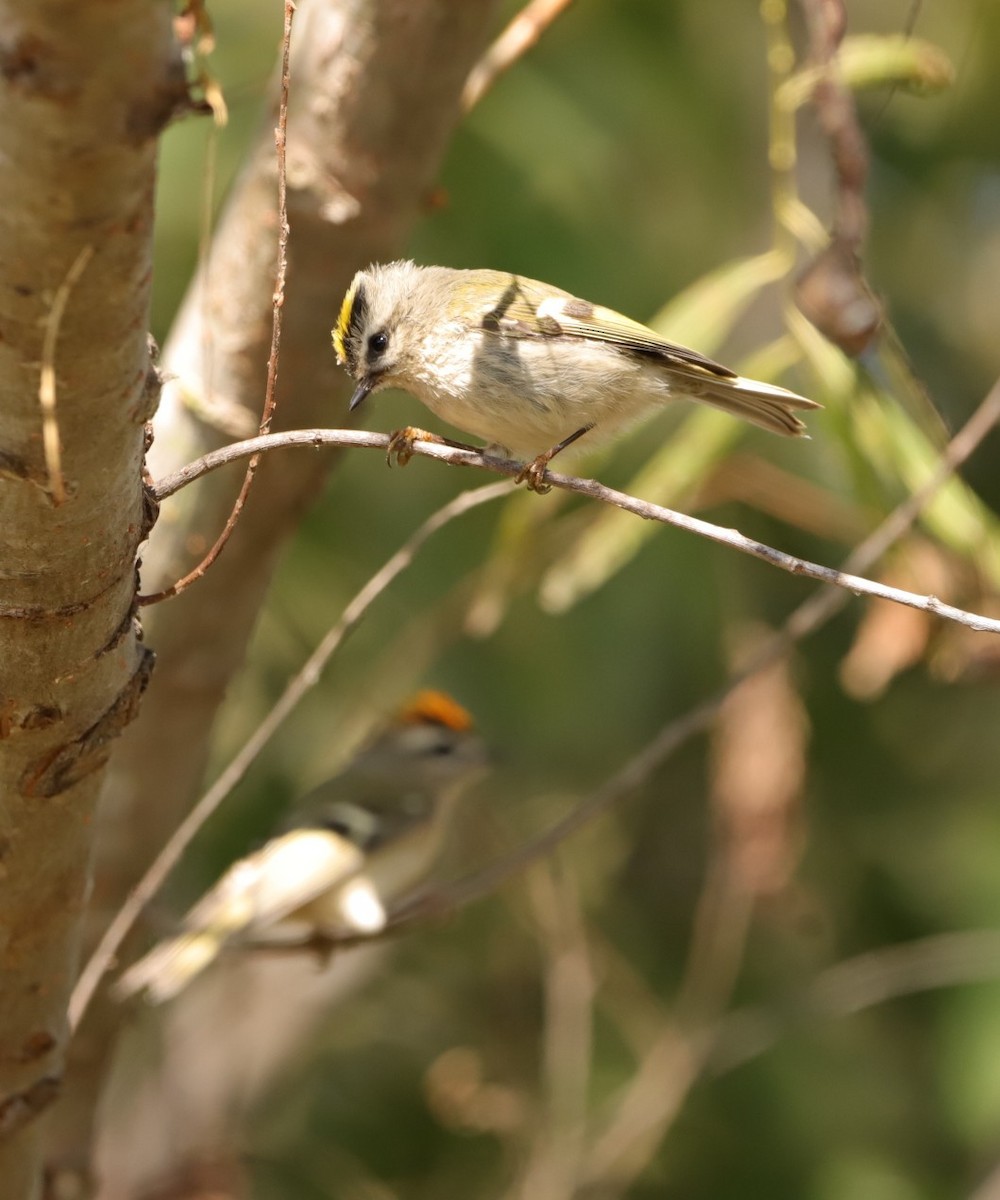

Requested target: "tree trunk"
[{"left": 0, "top": 4, "right": 185, "bottom": 1197}]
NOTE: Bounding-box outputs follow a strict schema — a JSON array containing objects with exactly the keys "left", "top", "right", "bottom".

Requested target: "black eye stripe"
[{"left": 343, "top": 284, "right": 369, "bottom": 373}]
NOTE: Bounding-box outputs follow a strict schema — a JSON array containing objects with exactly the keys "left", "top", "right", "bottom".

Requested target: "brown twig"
[
  {"left": 150, "top": 418, "right": 1000, "bottom": 636},
  {"left": 68, "top": 479, "right": 513, "bottom": 1030},
  {"left": 800, "top": 0, "right": 868, "bottom": 253},
  {"left": 794, "top": 0, "right": 882, "bottom": 353},
  {"left": 709, "top": 929, "right": 1000, "bottom": 1074},
  {"left": 571, "top": 930, "right": 1000, "bottom": 1183},
  {"left": 509, "top": 862, "right": 594, "bottom": 1200},
  {"left": 138, "top": 0, "right": 295, "bottom": 606},
  {"left": 462, "top": 0, "right": 576, "bottom": 111}
]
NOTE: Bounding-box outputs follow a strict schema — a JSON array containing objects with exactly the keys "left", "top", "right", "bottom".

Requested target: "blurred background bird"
[{"left": 116, "top": 691, "right": 490, "bottom": 1004}]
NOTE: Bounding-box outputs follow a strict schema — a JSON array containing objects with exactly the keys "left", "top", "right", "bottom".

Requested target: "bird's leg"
[
  {"left": 515, "top": 424, "right": 595, "bottom": 494},
  {"left": 386, "top": 427, "right": 481, "bottom": 468}
]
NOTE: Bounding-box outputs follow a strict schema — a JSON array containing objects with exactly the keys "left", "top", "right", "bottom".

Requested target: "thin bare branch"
[
  {"left": 151, "top": 404, "right": 1000, "bottom": 636},
  {"left": 579, "top": 1030, "right": 700, "bottom": 1194},
  {"left": 582, "top": 928, "right": 1000, "bottom": 1190},
  {"left": 794, "top": 0, "right": 882, "bottom": 354},
  {"left": 800, "top": 0, "right": 868, "bottom": 252},
  {"left": 139, "top": 0, "right": 295, "bottom": 606},
  {"left": 68, "top": 479, "right": 513, "bottom": 1030},
  {"left": 580, "top": 868, "right": 752, "bottom": 1195},
  {"left": 509, "top": 862, "right": 594, "bottom": 1200},
  {"left": 710, "top": 929, "right": 1000, "bottom": 1074},
  {"left": 462, "top": 0, "right": 576, "bottom": 111}
]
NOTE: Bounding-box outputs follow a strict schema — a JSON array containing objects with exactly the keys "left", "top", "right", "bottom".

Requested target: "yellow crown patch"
[{"left": 332, "top": 277, "right": 358, "bottom": 365}]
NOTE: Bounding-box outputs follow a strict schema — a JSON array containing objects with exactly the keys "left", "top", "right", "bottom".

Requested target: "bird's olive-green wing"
[{"left": 478, "top": 273, "right": 737, "bottom": 380}]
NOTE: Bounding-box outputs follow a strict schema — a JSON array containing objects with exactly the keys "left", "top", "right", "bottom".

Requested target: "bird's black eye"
[
  {"left": 367, "top": 331, "right": 388, "bottom": 358},
  {"left": 428, "top": 740, "right": 454, "bottom": 757}
]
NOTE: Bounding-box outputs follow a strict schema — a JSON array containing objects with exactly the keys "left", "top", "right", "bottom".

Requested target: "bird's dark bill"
[{"left": 349, "top": 379, "right": 375, "bottom": 411}]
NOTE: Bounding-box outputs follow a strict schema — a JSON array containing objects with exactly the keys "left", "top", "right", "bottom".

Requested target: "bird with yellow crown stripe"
[{"left": 333, "top": 261, "right": 820, "bottom": 492}]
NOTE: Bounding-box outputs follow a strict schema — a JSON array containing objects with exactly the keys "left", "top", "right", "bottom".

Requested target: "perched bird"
[
  {"left": 116, "top": 692, "right": 489, "bottom": 1004},
  {"left": 334, "top": 261, "right": 821, "bottom": 490}
]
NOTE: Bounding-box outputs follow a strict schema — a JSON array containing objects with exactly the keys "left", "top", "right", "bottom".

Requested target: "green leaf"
[{"left": 779, "top": 36, "right": 954, "bottom": 111}]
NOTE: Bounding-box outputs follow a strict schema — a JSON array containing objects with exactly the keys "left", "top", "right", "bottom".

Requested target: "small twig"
[
  {"left": 799, "top": 0, "right": 868, "bottom": 253},
  {"left": 577, "top": 642, "right": 808, "bottom": 1192},
  {"left": 151, "top": 422, "right": 1000, "bottom": 636},
  {"left": 195, "top": 72, "right": 223, "bottom": 434},
  {"left": 68, "top": 479, "right": 513, "bottom": 1031},
  {"left": 570, "top": 931, "right": 1000, "bottom": 1183},
  {"left": 794, "top": 0, "right": 882, "bottom": 353},
  {"left": 868, "top": 0, "right": 924, "bottom": 127},
  {"left": 38, "top": 244, "right": 94, "bottom": 506},
  {"left": 709, "top": 929, "right": 1000, "bottom": 1074},
  {"left": 462, "top": 0, "right": 576, "bottom": 111},
  {"left": 579, "top": 865, "right": 753, "bottom": 1194},
  {"left": 509, "top": 862, "right": 594, "bottom": 1200},
  {"left": 579, "top": 1032, "right": 699, "bottom": 1194},
  {"left": 139, "top": 0, "right": 295, "bottom": 606}
]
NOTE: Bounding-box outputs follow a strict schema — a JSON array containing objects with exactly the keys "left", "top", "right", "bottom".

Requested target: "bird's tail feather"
[{"left": 683, "top": 373, "right": 820, "bottom": 437}]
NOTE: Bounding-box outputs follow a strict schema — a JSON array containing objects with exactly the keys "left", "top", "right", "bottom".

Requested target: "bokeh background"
[{"left": 143, "top": 1, "right": 1000, "bottom": 1196}]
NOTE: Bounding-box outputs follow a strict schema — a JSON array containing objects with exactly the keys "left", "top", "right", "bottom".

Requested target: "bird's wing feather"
[
  {"left": 477, "top": 274, "right": 737, "bottom": 379},
  {"left": 184, "top": 829, "right": 366, "bottom": 937},
  {"left": 115, "top": 832, "right": 369, "bottom": 1003}
]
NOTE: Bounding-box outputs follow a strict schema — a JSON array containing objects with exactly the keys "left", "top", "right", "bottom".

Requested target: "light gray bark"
[{"left": 0, "top": 4, "right": 185, "bottom": 1197}]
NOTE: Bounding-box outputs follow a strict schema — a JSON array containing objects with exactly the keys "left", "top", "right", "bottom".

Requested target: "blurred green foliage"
[{"left": 149, "top": 1, "right": 1000, "bottom": 1196}]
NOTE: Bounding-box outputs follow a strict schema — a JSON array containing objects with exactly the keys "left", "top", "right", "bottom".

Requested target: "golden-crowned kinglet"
[
  {"left": 115, "top": 692, "right": 489, "bottom": 1004},
  {"left": 334, "top": 261, "right": 821, "bottom": 490}
]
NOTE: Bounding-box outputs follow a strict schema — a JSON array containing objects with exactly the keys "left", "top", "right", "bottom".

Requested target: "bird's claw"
[
  {"left": 386, "top": 426, "right": 439, "bottom": 468},
  {"left": 515, "top": 457, "right": 553, "bottom": 494},
  {"left": 512, "top": 425, "right": 593, "bottom": 493}
]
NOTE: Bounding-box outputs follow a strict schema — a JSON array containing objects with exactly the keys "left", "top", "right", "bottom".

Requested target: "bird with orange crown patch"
[{"left": 116, "top": 692, "right": 489, "bottom": 1004}]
